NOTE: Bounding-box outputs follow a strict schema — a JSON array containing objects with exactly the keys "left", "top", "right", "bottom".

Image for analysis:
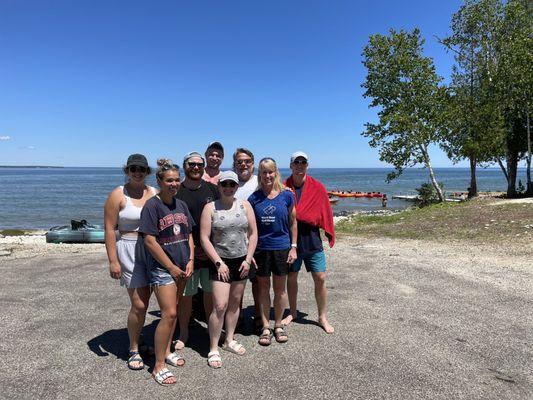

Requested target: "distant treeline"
[{"left": 361, "top": 0, "right": 532, "bottom": 200}]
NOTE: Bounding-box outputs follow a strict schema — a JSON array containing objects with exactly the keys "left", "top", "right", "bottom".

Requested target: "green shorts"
[{"left": 183, "top": 265, "right": 213, "bottom": 296}]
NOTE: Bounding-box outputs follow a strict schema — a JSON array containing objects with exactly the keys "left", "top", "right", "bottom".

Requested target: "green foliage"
[
  {"left": 415, "top": 182, "right": 444, "bottom": 207},
  {"left": 361, "top": 28, "right": 445, "bottom": 202},
  {"left": 0, "top": 229, "right": 26, "bottom": 236}
]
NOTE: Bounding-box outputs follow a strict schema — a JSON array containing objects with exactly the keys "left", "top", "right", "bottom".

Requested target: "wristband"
[{"left": 291, "top": 244, "right": 297, "bottom": 248}]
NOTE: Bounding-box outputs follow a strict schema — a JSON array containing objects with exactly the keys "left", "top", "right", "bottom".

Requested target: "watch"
[{"left": 215, "top": 261, "right": 222, "bottom": 268}]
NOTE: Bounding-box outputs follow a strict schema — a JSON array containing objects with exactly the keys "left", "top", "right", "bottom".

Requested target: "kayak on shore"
[{"left": 45, "top": 220, "right": 105, "bottom": 244}]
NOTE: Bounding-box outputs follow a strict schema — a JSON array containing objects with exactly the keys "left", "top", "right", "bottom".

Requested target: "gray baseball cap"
[{"left": 218, "top": 170, "right": 239, "bottom": 184}]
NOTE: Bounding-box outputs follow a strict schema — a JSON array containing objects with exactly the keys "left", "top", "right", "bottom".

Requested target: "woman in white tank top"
[{"left": 103, "top": 153, "right": 157, "bottom": 371}]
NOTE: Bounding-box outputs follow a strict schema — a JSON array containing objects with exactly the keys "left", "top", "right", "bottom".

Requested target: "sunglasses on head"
[
  {"left": 128, "top": 166, "right": 147, "bottom": 173},
  {"left": 187, "top": 162, "right": 205, "bottom": 168},
  {"left": 293, "top": 159, "right": 307, "bottom": 165},
  {"left": 236, "top": 159, "right": 253, "bottom": 165},
  {"left": 220, "top": 181, "right": 238, "bottom": 188},
  {"left": 161, "top": 163, "right": 179, "bottom": 171}
]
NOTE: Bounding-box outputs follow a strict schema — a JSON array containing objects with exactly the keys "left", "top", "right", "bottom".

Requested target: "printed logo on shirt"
[
  {"left": 173, "top": 224, "right": 181, "bottom": 236},
  {"left": 159, "top": 213, "right": 190, "bottom": 231},
  {"left": 263, "top": 205, "right": 276, "bottom": 215}
]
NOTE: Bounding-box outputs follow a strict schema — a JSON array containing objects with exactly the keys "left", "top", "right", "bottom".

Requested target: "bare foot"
[
  {"left": 281, "top": 313, "right": 297, "bottom": 326},
  {"left": 319, "top": 319, "right": 335, "bottom": 334}
]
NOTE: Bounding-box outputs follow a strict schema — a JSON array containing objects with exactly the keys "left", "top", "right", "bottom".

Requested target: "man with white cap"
[
  {"left": 203, "top": 141, "right": 224, "bottom": 184},
  {"left": 282, "top": 151, "right": 336, "bottom": 334},
  {"left": 174, "top": 151, "right": 220, "bottom": 349}
]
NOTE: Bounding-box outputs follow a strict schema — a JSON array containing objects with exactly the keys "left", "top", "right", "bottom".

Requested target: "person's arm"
[
  {"left": 240, "top": 200, "right": 258, "bottom": 278},
  {"left": 104, "top": 188, "right": 122, "bottom": 279},
  {"left": 199, "top": 202, "right": 229, "bottom": 282},
  {"left": 144, "top": 234, "right": 184, "bottom": 280},
  {"left": 287, "top": 202, "right": 298, "bottom": 264},
  {"left": 185, "top": 233, "right": 195, "bottom": 278}
]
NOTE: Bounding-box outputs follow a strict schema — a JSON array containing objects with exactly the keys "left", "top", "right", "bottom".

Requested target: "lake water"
[{"left": 0, "top": 167, "right": 525, "bottom": 229}]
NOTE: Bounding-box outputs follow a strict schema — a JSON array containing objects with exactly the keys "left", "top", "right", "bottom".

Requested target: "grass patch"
[
  {"left": 0, "top": 229, "right": 27, "bottom": 236},
  {"left": 336, "top": 198, "right": 533, "bottom": 243}
]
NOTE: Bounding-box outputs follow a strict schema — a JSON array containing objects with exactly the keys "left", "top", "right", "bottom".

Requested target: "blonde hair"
[
  {"left": 156, "top": 158, "right": 180, "bottom": 180},
  {"left": 257, "top": 157, "right": 284, "bottom": 193}
]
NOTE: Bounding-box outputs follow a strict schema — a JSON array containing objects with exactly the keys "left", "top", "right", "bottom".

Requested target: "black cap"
[
  {"left": 126, "top": 154, "right": 148, "bottom": 168},
  {"left": 206, "top": 141, "right": 224, "bottom": 154}
]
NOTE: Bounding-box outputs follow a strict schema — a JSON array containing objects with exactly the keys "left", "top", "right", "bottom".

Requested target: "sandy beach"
[{"left": 1, "top": 221, "right": 531, "bottom": 400}]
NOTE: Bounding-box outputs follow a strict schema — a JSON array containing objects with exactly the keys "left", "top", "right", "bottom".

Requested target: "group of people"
[{"left": 104, "top": 142, "right": 336, "bottom": 386}]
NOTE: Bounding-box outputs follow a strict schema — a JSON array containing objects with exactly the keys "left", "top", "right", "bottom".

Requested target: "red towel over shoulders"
[{"left": 285, "top": 175, "right": 335, "bottom": 248}]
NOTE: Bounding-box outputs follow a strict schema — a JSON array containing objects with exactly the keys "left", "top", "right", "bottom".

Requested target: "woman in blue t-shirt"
[
  {"left": 139, "top": 159, "right": 195, "bottom": 386},
  {"left": 248, "top": 157, "right": 297, "bottom": 346}
]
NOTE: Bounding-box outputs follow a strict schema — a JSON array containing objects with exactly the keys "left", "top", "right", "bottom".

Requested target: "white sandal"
[
  {"left": 207, "top": 351, "right": 222, "bottom": 368},
  {"left": 222, "top": 340, "right": 246, "bottom": 355},
  {"left": 165, "top": 351, "right": 185, "bottom": 367},
  {"left": 153, "top": 368, "right": 176, "bottom": 386}
]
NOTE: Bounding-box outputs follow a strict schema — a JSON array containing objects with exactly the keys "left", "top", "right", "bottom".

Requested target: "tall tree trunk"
[
  {"left": 507, "top": 152, "right": 518, "bottom": 198},
  {"left": 497, "top": 157, "right": 509, "bottom": 183},
  {"left": 468, "top": 156, "right": 478, "bottom": 198},
  {"left": 420, "top": 144, "right": 444, "bottom": 202},
  {"left": 526, "top": 110, "right": 532, "bottom": 195}
]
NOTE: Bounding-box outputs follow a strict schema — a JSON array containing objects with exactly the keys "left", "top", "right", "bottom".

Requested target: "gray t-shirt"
[{"left": 210, "top": 199, "right": 248, "bottom": 258}]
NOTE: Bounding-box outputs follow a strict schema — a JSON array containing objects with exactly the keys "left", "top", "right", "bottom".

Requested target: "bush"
[{"left": 415, "top": 182, "right": 443, "bottom": 207}]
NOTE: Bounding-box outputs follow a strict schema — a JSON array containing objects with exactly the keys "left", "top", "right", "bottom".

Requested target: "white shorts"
[{"left": 117, "top": 236, "right": 150, "bottom": 289}]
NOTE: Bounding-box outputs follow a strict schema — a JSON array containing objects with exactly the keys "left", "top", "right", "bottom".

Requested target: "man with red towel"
[{"left": 282, "top": 151, "right": 335, "bottom": 334}]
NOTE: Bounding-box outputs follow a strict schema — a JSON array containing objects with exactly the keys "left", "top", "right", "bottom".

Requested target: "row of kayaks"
[
  {"left": 328, "top": 191, "right": 385, "bottom": 199},
  {"left": 45, "top": 220, "right": 105, "bottom": 244}
]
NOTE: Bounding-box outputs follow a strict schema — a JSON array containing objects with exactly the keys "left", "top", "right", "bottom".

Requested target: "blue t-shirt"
[
  {"left": 248, "top": 190, "right": 295, "bottom": 250},
  {"left": 139, "top": 196, "right": 195, "bottom": 270}
]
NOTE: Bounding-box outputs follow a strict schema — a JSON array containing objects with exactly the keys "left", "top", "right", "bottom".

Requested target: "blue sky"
[{"left": 1, "top": 0, "right": 472, "bottom": 168}]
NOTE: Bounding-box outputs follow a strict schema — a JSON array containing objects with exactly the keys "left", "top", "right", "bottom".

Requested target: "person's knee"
[
  {"left": 312, "top": 272, "right": 326, "bottom": 286},
  {"left": 213, "top": 301, "right": 228, "bottom": 314},
  {"left": 287, "top": 272, "right": 298, "bottom": 283},
  {"left": 131, "top": 299, "right": 149, "bottom": 315},
  {"left": 161, "top": 308, "right": 177, "bottom": 321}
]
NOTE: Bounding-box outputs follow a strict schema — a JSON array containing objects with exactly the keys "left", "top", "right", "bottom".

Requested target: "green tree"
[
  {"left": 362, "top": 28, "right": 445, "bottom": 201},
  {"left": 439, "top": 0, "right": 506, "bottom": 198},
  {"left": 495, "top": 0, "right": 532, "bottom": 196}
]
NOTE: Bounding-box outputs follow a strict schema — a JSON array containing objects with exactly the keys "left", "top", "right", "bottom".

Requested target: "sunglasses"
[
  {"left": 235, "top": 159, "right": 253, "bottom": 165},
  {"left": 128, "top": 166, "right": 147, "bottom": 173},
  {"left": 187, "top": 162, "right": 205, "bottom": 168},
  {"left": 220, "top": 181, "right": 238, "bottom": 188},
  {"left": 293, "top": 160, "right": 307, "bottom": 165},
  {"left": 161, "top": 163, "right": 179, "bottom": 171}
]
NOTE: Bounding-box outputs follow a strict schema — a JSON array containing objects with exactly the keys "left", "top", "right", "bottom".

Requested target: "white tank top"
[{"left": 117, "top": 185, "right": 156, "bottom": 232}]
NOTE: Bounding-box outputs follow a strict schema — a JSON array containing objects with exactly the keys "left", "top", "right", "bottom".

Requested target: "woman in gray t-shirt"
[{"left": 200, "top": 170, "right": 258, "bottom": 368}]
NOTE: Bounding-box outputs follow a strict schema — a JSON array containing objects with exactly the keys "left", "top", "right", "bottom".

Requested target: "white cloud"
[{"left": 0, "top": 136, "right": 11, "bottom": 141}]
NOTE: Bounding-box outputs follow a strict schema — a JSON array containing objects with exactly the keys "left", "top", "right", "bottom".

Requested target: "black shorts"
[
  {"left": 254, "top": 249, "right": 290, "bottom": 277},
  {"left": 209, "top": 256, "right": 249, "bottom": 283}
]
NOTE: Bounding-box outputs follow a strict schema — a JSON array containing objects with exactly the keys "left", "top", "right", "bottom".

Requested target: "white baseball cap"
[{"left": 290, "top": 151, "right": 309, "bottom": 163}]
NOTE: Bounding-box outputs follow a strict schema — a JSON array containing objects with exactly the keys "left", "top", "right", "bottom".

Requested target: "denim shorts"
[
  {"left": 147, "top": 254, "right": 185, "bottom": 287},
  {"left": 289, "top": 250, "right": 327, "bottom": 273}
]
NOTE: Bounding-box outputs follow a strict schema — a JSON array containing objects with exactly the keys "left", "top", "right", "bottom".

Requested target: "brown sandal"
[
  {"left": 274, "top": 326, "right": 288, "bottom": 343},
  {"left": 258, "top": 328, "right": 272, "bottom": 346}
]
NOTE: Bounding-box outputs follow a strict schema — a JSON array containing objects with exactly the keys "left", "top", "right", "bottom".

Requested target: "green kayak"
[{"left": 46, "top": 220, "right": 105, "bottom": 244}]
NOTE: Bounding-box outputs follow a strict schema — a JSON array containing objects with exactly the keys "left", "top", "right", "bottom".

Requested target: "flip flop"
[
  {"left": 127, "top": 350, "right": 144, "bottom": 370},
  {"left": 207, "top": 351, "right": 222, "bottom": 368},
  {"left": 165, "top": 351, "right": 185, "bottom": 367},
  {"left": 153, "top": 368, "right": 176, "bottom": 386},
  {"left": 222, "top": 340, "right": 246, "bottom": 355}
]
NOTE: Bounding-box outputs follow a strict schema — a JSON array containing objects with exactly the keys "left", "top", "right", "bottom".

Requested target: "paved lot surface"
[{"left": 0, "top": 237, "right": 531, "bottom": 400}]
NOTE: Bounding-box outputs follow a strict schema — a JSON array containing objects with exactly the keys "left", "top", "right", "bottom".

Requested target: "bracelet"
[
  {"left": 291, "top": 244, "right": 297, "bottom": 248},
  {"left": 243, "top": 259, "right": 250, "bottom": 265}
]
